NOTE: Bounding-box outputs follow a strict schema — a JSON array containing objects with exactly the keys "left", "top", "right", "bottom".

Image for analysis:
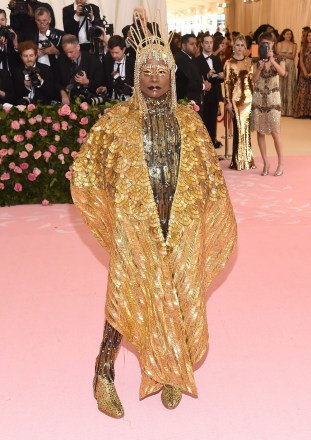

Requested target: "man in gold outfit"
[{"left": 71, "top": 23, "right": 237, "bottom": 418}]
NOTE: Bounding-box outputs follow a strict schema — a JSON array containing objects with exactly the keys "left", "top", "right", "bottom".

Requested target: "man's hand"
[
  {"left": 39, "top": 42, "right": 59, "bottom": 56},
  {"left": 204, "top": 80, "right": 212, "bottom": 91},
  {"left": 74, "top": 70, "right": 89, "bottom": 86},
  {"left": 96, "top": 86, "right": 107, "bottom": 94},
  {"left": 61, "top": 90, "right": 70, "bottom": 105}
]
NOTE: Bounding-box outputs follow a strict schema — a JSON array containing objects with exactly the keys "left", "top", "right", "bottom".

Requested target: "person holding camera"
[
  {"left": 251, "top": 32, "right": 286, "bottom": 176},
  {"left": 8, "top": 0, "right": 55, "bottom": 42},
  {"left": 13, "top": 40, "right": 55, "bottom": 104},
  {"left": 99, "top": 35, "right": 134, "bottom": 100},
  {"left": 63, "top": 0, "right": 101, "bottom": 52},
  {"left": 0, "top": 8, "right": 21, "bottom": 74},
  {"left": 55, "top": 34, "right": 103, "bottom": 105}
]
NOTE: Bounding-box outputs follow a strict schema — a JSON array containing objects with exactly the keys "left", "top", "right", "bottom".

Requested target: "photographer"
[
  {"left": 55, "top": 34, "right": 103, "bottom": 104},
  {"left": 63, "top": 0, "right": 101, "bottom": 52},
  {"left": 13, "top": 40, "right": 55, "bottom": 104},
  {"left": 99, "top": 35, "right": 134, "bottom": 100},
  {"left": 0, "top": 8, "right": 21, "bottom": 74},
  {"left": 0, "top": 68, "right": 15, "bottom": 104},
  {"left": 8, "top": 0, "right": 55, "bottom": 42}
]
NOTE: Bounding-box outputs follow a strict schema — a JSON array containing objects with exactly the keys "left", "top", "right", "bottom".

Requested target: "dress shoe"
[
  {"left": 274, "top": 167, "right": 284, "bottom": 176},
  {"left": 161, "top": 385, "right": 182, "bottom": 409},
  {"left": 94, "top": 375, "right": 124, "bottom": 418}
]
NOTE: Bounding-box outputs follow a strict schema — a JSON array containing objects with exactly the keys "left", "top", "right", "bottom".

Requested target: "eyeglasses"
[{"left": 36, "top": 20, "right": 50, "bottom": 24}]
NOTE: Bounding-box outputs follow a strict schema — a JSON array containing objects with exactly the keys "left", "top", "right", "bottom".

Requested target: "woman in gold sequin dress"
[
  {"left": 276, "top": 29, "right": 297, "bottom": 116},
  {"left": 224, "top": 35, "right": 256, "bottom": 170},
  {"left": 293, "top": 30, "right": 311, "bottom": 118},
  {"left": 251, "top": 32, "right": 286, "bottom": 176},
  {"left": 70, "top": 31, "right": 237, "bottom": 418}
]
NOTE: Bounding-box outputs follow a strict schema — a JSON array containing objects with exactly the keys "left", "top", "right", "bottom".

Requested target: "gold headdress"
[{"left": 128, "top": 11, "right": 177, "bottom": 112}]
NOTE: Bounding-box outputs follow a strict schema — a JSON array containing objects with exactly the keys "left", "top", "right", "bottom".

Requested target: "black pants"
[{"left": 202, "top": 99, "right": 219, "bottom": 146}]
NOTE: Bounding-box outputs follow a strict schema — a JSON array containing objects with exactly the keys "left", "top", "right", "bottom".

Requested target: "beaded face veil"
[{"left": 128, "top": 16, "right": 177, "bottom": 113}]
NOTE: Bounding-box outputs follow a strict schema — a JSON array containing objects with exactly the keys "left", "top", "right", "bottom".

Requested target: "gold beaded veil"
[{"left": 128, "top": 12, "right": 177, "bottom": 112}]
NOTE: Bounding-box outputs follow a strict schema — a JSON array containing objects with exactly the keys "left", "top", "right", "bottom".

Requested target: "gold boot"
[
  {"left": 161, "top": 385, "right": 182, "bottom": 409},
  {"left": 94, "top": 375, "right": 124, "bottom": 418}
]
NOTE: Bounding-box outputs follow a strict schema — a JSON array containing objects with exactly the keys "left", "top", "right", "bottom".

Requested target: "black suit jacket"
[
  {"left": 102, "top": 52, "right": 135, "bottom": 97},
  {"left": 174, "top": 50, "right": 203, "bottom": 105},
  {"left": 0, "top": 40, "right": 22, "bottom": 75},
  {"left": 55, "top": 50, "right": 103, "bottom": 96},
  {"left": 63, "top": 3, "right": 101, "bottom": 37},
  {"left": 195, "top": 54, "right": 223, "bottom": 103},
  {"left": 0, "top": 69, "right": 15, "bottom": 104},
  {"left": 13, "top": 61, "right": 55, "bottom": 104}
]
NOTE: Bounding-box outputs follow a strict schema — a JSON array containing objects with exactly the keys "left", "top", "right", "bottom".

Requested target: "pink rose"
[
  {"left": 19, "top": 118, "right": 26, "bottom": 125},
  {"left": 42, "top": 199, "right": 50, "bottom": 206},
  {"left": 48, "top": 169, "right": 54, "bottom": 174},
  {"left": 61, "top": 121, "right": 69, "bottom": 130},
  {"left": 39, "top": 128, "right": 48, "bottom": 137},
  {"left": 1, "top": 135, "right": 8, "bottom": 143},
  {"left": 62, "top": 147, "right": 70, "bottom": 154},
  {"left": 36, "top": 114, "right": 43, "bottom": 122},
  {"left": 80, "top": 101, "right": 89, "bottom": 110},
  {"left": 44, "top": 116, "right": 52, "bottom": 123},
  {"left": 27, "top": 103, "right": 36, "bottom": 111},
  {"left": 69, "top": 112, "right": 77, "bottom": 120},
  {"left": 77, "top": 137, "right": 84, "bottom": 144},
  {"left": 19, "top": 151, "right": 28, "bottom": 159},
  {"left": 14, "top": 166, "right": 23, "bottom": 174},
  {"left": 43, "top": 151, "right": 52, "bottom": 162},
  {"left": 28, "top": 117, "right": 36, "bottom": 125},
  {"left": 33, "top": 151, "right": 42, "bottom": 160},
  {"left": 54, "top": 135, "right": 60, "bottom": 142},
  {"left": 193, "top": 104, "right": 200, "bottom": 112},
  {"left": 11, "top": 120, "right": 20, "bottom": 130},
  {"left": 33, "top": 167, "right": 41, "bottom": 177},
  {"left": 7, "top": 148, "right": 14, "bottom": 155},
  {"left": 27, "top": 173, "right": 36, "bottom": 181},
  {"left": 14, "top": 183, "right": 23, "bottom": 192},
  {"left": 0, "top": 149, "right": 8, "bottom": 157},
  {"left": 25, "top": 130, "right": 34, "bottom": 139},
  {"left": 49, "top": 145, "right": 57, "bottom": 153},
  {"left": 0, "top": 172, "right": 10, "bottom": 181},
  {"left": 71, "top": 151, "right": 78, "bottom": 159},
  {"left": 80, "top": 117, "right": 88, "bottom": 125},
  {"left": 65, "top": 171, "right": 72, "bottom": 180},
  {"left": 3, "top": 105, "right": 11, "bottom": 113},
  {"left": 58, "top": 153, "right": 65, "bottom": 164},
  {"left": 79, "top": 129, "right": 87, "bottom": 138},
  {"left": 52, "top": 122, "right": 60, "bottom": 131},
  {"left": 20, "top": 162, "right": 29, "bottom": 170},
  {"left": 58, "top": 104, "right": 71, "bottom": 116},
  {"left": 25, "top": 143, "right": 33, "bottom": 152},
  {"left": 14, "top": 135, "right": 24, "bottom": 142},
  {"left": 9, "top": 162, "right": 16, "bottom": 170},
  {"left": 0, "top": 183, "right": 4, "bottom": 190}
]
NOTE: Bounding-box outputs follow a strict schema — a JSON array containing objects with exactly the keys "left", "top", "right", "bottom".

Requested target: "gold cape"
[{"left": 71, "top": 99, "right": 237, "bottom": 399}]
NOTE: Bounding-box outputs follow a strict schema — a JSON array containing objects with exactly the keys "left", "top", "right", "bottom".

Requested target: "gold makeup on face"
[{"left": 141, "top": 64, "right": 169, "bottom": 77}]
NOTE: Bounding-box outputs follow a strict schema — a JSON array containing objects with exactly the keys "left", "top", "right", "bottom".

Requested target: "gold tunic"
[{"left": 71, "top": 98, "right": 237, "bottom": 399}]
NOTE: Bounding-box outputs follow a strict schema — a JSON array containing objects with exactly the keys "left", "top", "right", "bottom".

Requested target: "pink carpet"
[{"left": 1, "top": 156, "right": 311, "bottom": 440}]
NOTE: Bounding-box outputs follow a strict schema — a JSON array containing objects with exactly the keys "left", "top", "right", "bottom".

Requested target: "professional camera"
[
  {"left": 81, "top": 3, "right": 91, "bottom": 16},
  {"left": 258, "top": 42, "right": 270, "bottom": 60},
  {"left": 38, "top": 39, "right": 51, "bottom": 48},
  {"left": 0, "top": 25, "right": 15, "bottom": 40},
  {"left": 112, "top": 72, "right": 132, "bottom": 99},
  {"left": 46, "top": 28, "right": 65, "bottom": 48},
  {"left": 87, "top": 94, "right": 106, "bottom": 105},
  {"left": 23, "top": 66, "right": 41, "bottom": 87},
  {"left": 8, "top": 0, "right": 28, "bottom": 15}
]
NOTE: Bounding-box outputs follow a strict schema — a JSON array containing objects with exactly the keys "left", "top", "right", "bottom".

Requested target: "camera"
[
  {"left": 259, "top": 42, "right": 270, "bottom": 60},
  {"left": 112, "top": 73, "right": 132, "bottom": 99},
  {"left": 23, "top": 66, "right": 41, "bottom": 87},
  {"left": 87, "top": 16, "right": 114, "bottom": 40},
  {"left": 38, "top": 39, "right": 51, "bottom": 48},
  {"left": 81, "top": 4, "right": 91, "bottom": 16},
  {"left": 0, "top": 25, "right": 15, "bottom": 40},
  {"left": 8, "top": 0, "right": 29, "bottom": 15},
  {"left": 46, "top": 29, "right": 65, "bottom": 48}
]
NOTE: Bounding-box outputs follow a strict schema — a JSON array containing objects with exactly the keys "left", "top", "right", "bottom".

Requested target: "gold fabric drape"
[{"left": 71, "top": 99, "right": 237, "bottom": 399}]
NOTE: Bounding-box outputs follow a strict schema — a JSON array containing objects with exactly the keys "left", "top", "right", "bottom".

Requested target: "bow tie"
[{"left": 205, "top": 55, "right": 212, "bottom": 59}]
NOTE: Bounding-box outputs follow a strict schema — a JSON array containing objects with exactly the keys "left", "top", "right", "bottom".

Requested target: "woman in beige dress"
[{"left": 276, "top": 29, "right": 297, "bottom": 116}]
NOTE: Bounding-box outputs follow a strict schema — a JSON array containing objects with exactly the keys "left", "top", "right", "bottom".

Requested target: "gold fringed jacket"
[{"left": 71, "top": 99, "right": 237, "bottom": 399}]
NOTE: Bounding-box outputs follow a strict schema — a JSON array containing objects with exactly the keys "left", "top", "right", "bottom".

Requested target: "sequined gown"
[
  {"left": 251, "top": 56, "right": 283, "bottom": 134},
  {"left": 71, "top": 96, "right": 237, "bottom": 399},
  {"left": 224, "top": 57, "right": 256, "bottom": 170},
  {"left": 293, "top": 48, "right": 311, "bottom": 117},
  {"left": 278, "top": 43, "right": 297, "bottom": 116}
]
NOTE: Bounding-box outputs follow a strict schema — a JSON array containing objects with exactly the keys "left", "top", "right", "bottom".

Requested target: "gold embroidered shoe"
[
  {"left": 161, "top": 385, "right": 182, "bottom": 409},
  {"left": 94, "top": 375, "right": 124, "bottom": 418}
]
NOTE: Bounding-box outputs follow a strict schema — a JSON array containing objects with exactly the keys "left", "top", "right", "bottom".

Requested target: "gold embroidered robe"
[{"left": 71, "top": 99, "right": 237, "bottom": 399}]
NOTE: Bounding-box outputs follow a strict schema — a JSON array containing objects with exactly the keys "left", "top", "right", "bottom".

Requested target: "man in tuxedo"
[
  {"left": 0, "top": 8, "right": 21, "bottom": 75},
  {"left": 8, "top": 0, "right": 55, "bottom": 42},
  {"left": 0, "top": 68, "right": 15, "bottom": 104},
  {"left": 63, "top": 0, "right": 101, "bottom": 52},
  {"left": 55, "top": 34, "right": 103, "bottom": 104},
  {"left": 99, "top": 35, "right": 134, "bottom": 99},
  {"left": 196, "top": 33, "right": 224, "bottom": 148},
  {"left": 174, "top": 34, "right": 211, "bottom": 112}
]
